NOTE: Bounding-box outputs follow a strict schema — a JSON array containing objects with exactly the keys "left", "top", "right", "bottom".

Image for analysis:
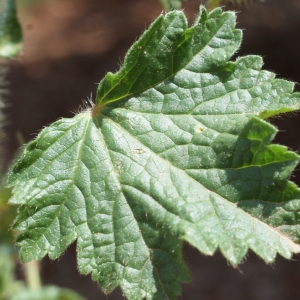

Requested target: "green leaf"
[
  {"left": 0, "top": 0, "right": 22, "bottom": 58},
  {"left": 7, "top": 6, "right": 300, "bottom": 300},
  {"left": 159, "top": 0, "right": 186, "bottom": 11},
  {"left": 0, "top": 245, "right": 24, "bottom": 298},
  {"left": 10, "top": 286, "right": 86, "bottom": 300},
  {"left": 207, "top": 0, "right": 249, "bottom": 10},
  {"left": 96, "top": 7, "right": 241, "bottom": 105},
  {"left": 0, "top": 180, "right": 15, "bottom": 244}
]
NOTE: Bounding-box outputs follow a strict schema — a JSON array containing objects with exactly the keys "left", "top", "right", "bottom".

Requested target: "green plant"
[
  {"left": 2, "top": 0, "right": 300, "bottom": 299},
  {"left": 0, "top": 0, "right": 22, "bottom": 58}
]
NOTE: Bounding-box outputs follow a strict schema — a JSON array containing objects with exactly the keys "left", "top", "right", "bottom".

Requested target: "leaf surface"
[{"left": 7, "top": 7, "right": 300, "bottom": 300}]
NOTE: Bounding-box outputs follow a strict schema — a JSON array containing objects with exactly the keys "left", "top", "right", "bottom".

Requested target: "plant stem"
[{"left": 24, "top": 261, "right": 41, "bottom": 291}]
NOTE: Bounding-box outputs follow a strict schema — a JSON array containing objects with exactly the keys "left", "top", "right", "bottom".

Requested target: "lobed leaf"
[{"left": 7, "top": 6, "right": 300, "bottom": 300}]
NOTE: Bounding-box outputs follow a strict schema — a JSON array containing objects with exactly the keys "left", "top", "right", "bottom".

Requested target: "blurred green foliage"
[{"left": 0, "top": 0, "right": 22, "bottom": 58}]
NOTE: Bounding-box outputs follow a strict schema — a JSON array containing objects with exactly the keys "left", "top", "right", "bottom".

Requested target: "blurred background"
[{"left": 4, "top": 0, "right": 300, "bottom": 299}]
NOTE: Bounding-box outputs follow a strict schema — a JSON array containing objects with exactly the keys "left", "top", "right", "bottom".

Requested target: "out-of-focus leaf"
[
  {"left": 159, "top": 0, "right": 186, "bottom": 11},
  {"left": 11, "top": 285, "right": 86, "bottom": 300},
  {"left": 207, "top": 0, "right": 248, "bottom": 10},
  {"left": 0, "top": 245, "right": 24, "bottom": 299},
  {"left": 0, "top": 179, "right": 14, "bottom": 244},
  {"left": 0, "top": 172, "right": 14, "bottom": 243},
  {"left": 0, "top": 204, "right": 16, "bottom": 244},
  {"left": 0, "top": 0, "right": 22, "bottom": 58}
]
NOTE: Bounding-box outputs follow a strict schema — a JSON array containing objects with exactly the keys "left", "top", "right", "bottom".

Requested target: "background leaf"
[
  {"left": 0, "top": 0, "right": 22, "bottom": 58},
  {"left": 7, "top": 6, "right": 300, "bottom": 300},
  {"left": 0, "top": 245, "right": 24, "bottom": 299},
  {"left": 0, "top": 180, "right": 14, "bottom": 244},
  {"left": 159, "top": 0, "right": 187, "bottom": 11},
  {"left": 10, "top": 286, "right": 86, "bottom": 300}
]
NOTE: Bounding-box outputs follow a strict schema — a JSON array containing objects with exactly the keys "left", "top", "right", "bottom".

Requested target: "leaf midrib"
[
  {"left": 99, "top": 113, "right": 300, "bottom": 253},
  {"left": 92, "top": 117, "right": 173, "bottom": 298},
  {"left": 99, "top": 12, "right": 233, "bottom": 106},
  {"left": 17, "top": 118, "right": 92, "bottom": 259}
]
